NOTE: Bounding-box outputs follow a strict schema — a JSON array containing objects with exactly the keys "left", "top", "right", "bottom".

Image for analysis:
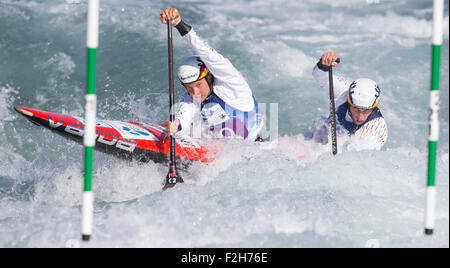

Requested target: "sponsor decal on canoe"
[
  {"left": 48, "top": 116, "right": 137, "bottom": 152},
  {"left": 106, "top": 121, "right": 160, "bottom": 141}
]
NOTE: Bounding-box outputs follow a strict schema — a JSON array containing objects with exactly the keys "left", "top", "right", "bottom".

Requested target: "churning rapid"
[{"left": 0, "top": 0, "right": 448, "bottom": 247}]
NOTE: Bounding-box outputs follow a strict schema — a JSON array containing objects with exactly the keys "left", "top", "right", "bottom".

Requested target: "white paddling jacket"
[
  {"left": 312, "top": 65, "right": 388, "bottom": 151},
  {"left": 175, "top": 27, "right": 263, "bottom": 141}
]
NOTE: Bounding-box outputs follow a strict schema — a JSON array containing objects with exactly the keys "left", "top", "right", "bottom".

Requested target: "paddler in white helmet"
[
  {"left": 308, "top": 51, "right": 388, "bottom": 150},
  {"left": 159, "top": 8, "right": 264, "bottom": 141}
]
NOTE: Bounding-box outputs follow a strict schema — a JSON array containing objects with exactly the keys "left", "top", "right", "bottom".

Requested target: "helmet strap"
[
  {"left": 205, "top": 73, "right": 215, "bottom": 98},
  {"left": 369, "top": 107, "right": 379, "bottom": 117}
]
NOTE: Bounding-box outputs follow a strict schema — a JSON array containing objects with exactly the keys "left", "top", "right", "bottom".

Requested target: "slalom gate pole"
[
  {"left": 424, "top": 0, "right": 443, "bottom": 236},
  {"left": 82, "top": 0, "right": 99, "bottom": 241}
]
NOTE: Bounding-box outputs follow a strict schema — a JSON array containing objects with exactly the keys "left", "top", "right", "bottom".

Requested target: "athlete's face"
[
  {"left": 349, "top": 106, "right": 373, "bottom": 126},
  {"left": 183, "top": 78, "right": 210, "bottom": 103}
]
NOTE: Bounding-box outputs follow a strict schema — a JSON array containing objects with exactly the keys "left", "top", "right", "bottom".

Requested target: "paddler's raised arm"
[
  {"left": 312, "top": 52, "right": 352, "bottom": 107},
  {"left": 181, "top": 27, "right": 251, "bottom": 94},
  {"left": 160, "top": 8, "right": 254, "bottom": 111},
  {"left": 160, "top": 8, "right": 242, "bottom": 80}
]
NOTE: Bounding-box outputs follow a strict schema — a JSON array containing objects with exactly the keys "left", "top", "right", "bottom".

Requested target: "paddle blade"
[{"left": 163, "top": 172, "right": 184, "bottom": 190}]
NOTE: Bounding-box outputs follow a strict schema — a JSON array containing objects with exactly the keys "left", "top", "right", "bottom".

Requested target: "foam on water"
[{"left": 0, "top": 0, "right": 448, "bottom": 247}]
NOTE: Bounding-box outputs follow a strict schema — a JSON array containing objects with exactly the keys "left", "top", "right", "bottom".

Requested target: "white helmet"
[
  {"left": 347, "top": 78, "right": 381, "bottom": 110},
  {"left": 177, "top": 56, "right": 209, "bottom": 84}
]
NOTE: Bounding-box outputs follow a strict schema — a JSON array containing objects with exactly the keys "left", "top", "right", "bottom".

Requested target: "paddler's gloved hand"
[
  {"left": 165, "top": 119, "right": 181, "bottom": 136},
  {"left": 317, "top": 51, "right": 340, "bottom": 71},
  {"left": 159, "top": 8, "right": 182, "bottom": 26}
]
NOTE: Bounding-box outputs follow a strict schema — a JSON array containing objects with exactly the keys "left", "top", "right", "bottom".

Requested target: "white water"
[{"left": 0, "top": 0, "right": 448, "bottom": 247}]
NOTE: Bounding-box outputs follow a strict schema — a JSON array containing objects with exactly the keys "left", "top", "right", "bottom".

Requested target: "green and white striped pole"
[
  {"left": 82, "top": 0, "right": 99, "bottom": 241},
  {"left": 425, "top": 0, "right": 443, "bottom": 236}
]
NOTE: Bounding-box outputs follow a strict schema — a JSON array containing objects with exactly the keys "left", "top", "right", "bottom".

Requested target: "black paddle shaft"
[
  {"left": 168, "top": 19, "right": 175, "bottom": 163},
  {"left": 164, "top": 19, "right": 183, "bottom": 190},
  {"left": 328, "top": 58, "right": 340, "bottom": 156}
]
